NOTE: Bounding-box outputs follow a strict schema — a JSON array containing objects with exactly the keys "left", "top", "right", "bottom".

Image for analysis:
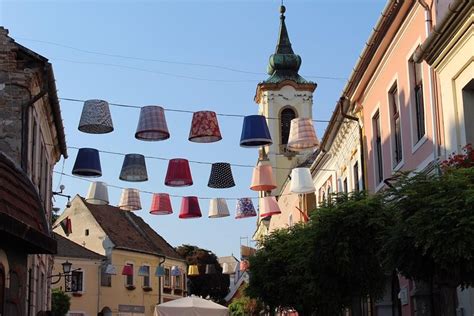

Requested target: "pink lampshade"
[
  {"left": 260, "top": 196, "right": 281, "bottom": 217},
  {"left": 165, "top": 159, "right": 193, "bottom": 187},
  {"left": 179, "top": 196, "right": 202, "bottom": 219},
  {"left": 150, "top": 193, "right": 173, "bottom": 215},
  {"left": 189, "top": 111, "right": 222, "bottom": 143},
  {"left": 118, "top": 188, "right": 142, "bottom": 211},
  {"left": 122, "top": 265, "right": 133, "bottom": 276},
  {"left": 287, "top": 118, "right": 319, "bottom": 151},
  {"left": 135, "top": 105, "right": 170, "bottom": 141},
  {"left": 250, "top": 164, "right": 277, "bottom": 191},
  {"left": 240, "top": 260, "right": 249, "bottom": 272}
]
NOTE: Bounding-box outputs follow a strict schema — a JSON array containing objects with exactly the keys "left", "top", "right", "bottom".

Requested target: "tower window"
[{"left": 280, "top": 108, "right": 297, "bottom": 146}]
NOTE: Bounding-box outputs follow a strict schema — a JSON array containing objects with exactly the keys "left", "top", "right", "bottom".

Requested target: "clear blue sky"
[{"left": 1, "top": 0, "right": 386, "bottom": 257}]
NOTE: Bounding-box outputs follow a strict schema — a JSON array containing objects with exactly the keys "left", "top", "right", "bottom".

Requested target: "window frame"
[
  {"left": 71, "top": 270, "right": 84, "bottom": 293},
  {"left": 164, "top": 267, "right": 171, "bottom": 288},
  {"left": 388, "top": 83, "right": 403, "bottom": 169},
  {"left": 142, "top": 265, "right": 150, "bottom": 288},
  {"left": 372, "top": 110, "right": 384, "bottom": 185}
]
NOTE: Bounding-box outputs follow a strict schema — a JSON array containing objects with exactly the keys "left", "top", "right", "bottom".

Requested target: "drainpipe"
[
  {"left": 158, "top": 257, "right": 166, "bottom": 305},
  {"left": 339, "top": 97, "right": 366, "bottom": 191},
  {"left": 417, "top": 0, "right": 440, "bottom": 164}
]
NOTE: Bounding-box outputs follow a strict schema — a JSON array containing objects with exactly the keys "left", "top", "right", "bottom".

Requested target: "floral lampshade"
[
  {"left": 250, "top": 164, "right": 277, "bottom": 191},
  {"left": 171, "top": 266, "right": 181, "bottom": 276},
  {"left": 260, "top": 196, "right": 281, "bottom": 217},
  {"left": 155, "top": 266, "right": 166, "bottom": 277},
  {"left": 208, "top": 198, "right": 230, "bottom": 218},
  {"left": 135, "top": 105, "right": 170, "bottom": 141},
  {"left": 287, "top": 118, "right": 319, "bottom": 151},
  {"left": 72, "top": 148, "right": 102, "bottom": 177},
  {"left": 149, "top": 193, "right": 173, "bottom": 215},
  {"left": 122, "top": 265, "right": 133, "bottom": 276},
  {"left": 119, "top": 154, "right": 148, "bottom": 182},
  {"left": 188, "top": 111, "right": 222, "bottom": 143},
  {"left": 105, "top": 264, "right": 117, "bottom": 275},
  {"left": 78, "top": 99, "right": 114, "bottom": 134},
  {"left": 188, "top": 265, "right": 199, "bottom": 276},
  {"left": 118, "top": 188, "right": 142, "bottom": 211},
  {"left": 208, "top": 162, "right": 235, "bottom": 189},
  {"left": 179, "top": 196, "right": 202, "bottom": 219},
  {"left": 222, "top": 262, "right": 235, "bottom": 275},
  {"left": 290, "top": 168, "right": 316, "bottom": 194},
  {"left": 205, "top": 264, "right": 217, "bottom": 274},
  {"left": 85, "top": 181, "right": 109, "bottom": 205},
  {"left": 240, "top": 115, "right": 272, "bottom": 147},
  {"left": 138, "top": 265, "right": 150, "bottom": 277},
  {"left": 235, "top": 198, "right": 257, "bottom": 219},
  {"left": 165, "top": 159, "right": 193, "bottom": 187}
]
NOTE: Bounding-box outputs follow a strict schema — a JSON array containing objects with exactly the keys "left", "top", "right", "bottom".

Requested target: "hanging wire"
[{"left": 60, "top": 97, "right": 334, "bottom": 123}]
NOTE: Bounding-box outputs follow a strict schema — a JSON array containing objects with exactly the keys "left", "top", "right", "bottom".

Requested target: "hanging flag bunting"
[
  {"left": 208, "top": 162, "right": 235, "bottom": 189},
  {"left": 235, "top": 198, "right": 257, "bottom": 219},
  {"left": 78, "top": 99, "right": 114, "bottom": 134},
  {"left": 165, "top": 159, "right": 193, "bottom": 187},
  {"left": 118, "top": 188, "right": 142, "bottom": 211},
  {"left": 149, "top": 193, "right": 173, "bottom": 215},
  {"left": 119, "top": 154, "right": 148, "bottom": 182},
  {"left": 72, "top": 148, "right": 102, "bottom": 177},
  {"left": 60, "top": 217, "right": 73, "bottom": 236},
  {"left": 188, "top": 111, "right": 222, "bottom": 143},
  {"left": 135, "top": 105, "right": 170, "bottom": 141}
]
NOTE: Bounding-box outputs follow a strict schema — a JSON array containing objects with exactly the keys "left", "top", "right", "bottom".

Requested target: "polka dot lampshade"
[{"left": 208, "top": 162, "right": 235, "bottom": 189}]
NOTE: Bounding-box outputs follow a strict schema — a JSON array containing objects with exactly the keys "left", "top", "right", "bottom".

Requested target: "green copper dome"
[{"left": 263, "top": 6, "right": 312, "bottom": 85}]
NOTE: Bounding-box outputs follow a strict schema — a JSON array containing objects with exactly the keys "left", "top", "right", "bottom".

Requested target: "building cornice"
[{"left": 254, "top": 80, "right": 317, "bottom": 104}]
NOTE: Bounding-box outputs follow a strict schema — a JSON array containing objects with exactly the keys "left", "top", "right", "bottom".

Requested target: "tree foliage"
[
  {"left": 175, "top": 244, "right": 229, "bottom": 303},
  {"left": 228, "top": 292, "right": 263, "bottom": 316},
  {"left": 51, "top": 288, "right": 70, "bottom": 316}
]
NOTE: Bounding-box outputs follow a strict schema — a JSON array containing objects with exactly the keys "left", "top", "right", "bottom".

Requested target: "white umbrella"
[{"left": 155, "top": 296, "right": 229, "bottom": 316}]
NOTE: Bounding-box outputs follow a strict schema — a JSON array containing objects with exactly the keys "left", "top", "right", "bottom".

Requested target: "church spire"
[{"left": 275, "top": 5, "right": 294, "bottom": 55}]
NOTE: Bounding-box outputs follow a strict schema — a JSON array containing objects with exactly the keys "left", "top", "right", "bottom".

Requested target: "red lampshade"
[
  {"left": 165, "top": 159, "right": 193, "bottom": 187},
  {"left": 179, "top": 196, "right": 202, "bottom": 219},
  {"left": 150, "top": 193, "right": 173, "bottom": 215},
  {"left": 188, "top": 111, "right": 222, "bottom": 143},
  {"left": 122, "top": 265, "right": 133, "bottom": 276}
]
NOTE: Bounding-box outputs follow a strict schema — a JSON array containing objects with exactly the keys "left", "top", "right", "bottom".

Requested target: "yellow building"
[{"left": 54, "top": 195, "right": 187, "bottom": 316}]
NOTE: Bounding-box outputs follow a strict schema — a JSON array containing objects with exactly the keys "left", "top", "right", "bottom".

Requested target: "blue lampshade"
[
  {"left": 171, "top": 266, "right": 181, "bottom": 276},
  {"left": 155, "top": 266, "right": 165, "bottom": 277},
  {"left": 240, "top": 115, "right": 272, "bottom": 147},
  {"left": 72, "top": 148, "right": 102, "bottom": 177},
  {"left": 235, "top": 198, "right": 257, "bottom": 219},
  {"left": 138, "top": 265, "right": 150, "bottom": 277}
]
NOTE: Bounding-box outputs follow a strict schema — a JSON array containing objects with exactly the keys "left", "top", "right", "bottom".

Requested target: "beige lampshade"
[
  {"left": 188, "top": 265, "right": 199, "bottom": 276},
  {"left": 118, "top": 188, "right": 142, "bottom": 211},
  {"left": 86, "top": 181, "right": 109, "bottom": 205},
  {"left": 222, "top": 262, "right": 234, "bottom": 275},
  {"left": 250, "top": 164, "right": 277, "bottom": 191},
  {"left": 260, "top": 196, "right": 281, "bottom": 217},
  {"left": 290, "top": 168, "right": 315, "bottom": 194},
  {"left": 287, "top": 118, "right": 319, "bottom": 151},
  {"left": 208, "top": 198, "right": 230, "bottom": 218}
]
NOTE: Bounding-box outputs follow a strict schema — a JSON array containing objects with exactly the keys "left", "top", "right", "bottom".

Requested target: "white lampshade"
[
  {"left": 289, "top": 168, "right": 315, "bottom": 194},
  {"left": 105, "top": 264, "right": 117, "bottom": 275},
  {"left": 86, "top": 181, "right": 109, "bottom": 205},
  {"left": 208, "top": 198, "right": 230, "bottom": 218},
  {"left": 222, "top": 262, "right": 235, "bottom": 275}
]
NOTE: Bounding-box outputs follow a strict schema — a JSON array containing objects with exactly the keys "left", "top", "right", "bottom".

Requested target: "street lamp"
[{"left": 49, "top": 260, "right": 80, "bottom": 292}]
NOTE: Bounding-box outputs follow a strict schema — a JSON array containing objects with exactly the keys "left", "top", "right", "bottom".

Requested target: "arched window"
[{"left": 280, "top": 108, "right": 297, "bottom": 146}]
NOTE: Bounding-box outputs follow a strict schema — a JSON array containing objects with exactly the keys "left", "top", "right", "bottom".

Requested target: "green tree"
[
  {"left": 382, "top": 167, "right": 474, "bottom": 316},
  {"left": 51, "top": 288, "right": 70, "bottom": 316},
  {"left": 175, "top": 244, "right": 229, "bottom": 303},
  {"left": 228, "top": 295, "right": 263, "bottom": 316}
]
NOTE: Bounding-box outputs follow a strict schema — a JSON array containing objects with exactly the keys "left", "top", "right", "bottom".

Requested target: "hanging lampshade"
[
  {"left": 85, "top": 181, "right": 109, "bottom": 205},
  {"left": 205, "top": 264, "right": 217, "bottom": 274},
  {"left": 165, "top": 159, "right": 193, "bottom": 187},
  {"left": 150, "top": 193, "right": 173, "bottom": 215},
  {"left": 188, "top": 111, "right": 222, "bottom": 143},
  {"left": 222, "top": 262, "right": 234, "bottom": 275},
  {"left": 135, "top": 105, "right": 170, "bottom": 141},
  {"left": 260, "top": 196, "right": 281, "bottom": 217},
  {"left": 290, "top": 168, "right": 316, "bottom": 194},
  {"left": 235, "top": 198, "right": 257, "bottom": 219},
  {"left": 188, "top": 265, "right": 199, "bottom": 276},
  {"left": 240, "top": 115, "right": 272, "bottom": 147},
  {"left": 208, "top": 198, "right": 230, "bottom": 218},
  {"left": 118, "top": 188, "right": 142, "bottom": 211},
  {"left": 171, "top": 266, "right": 181, "bottom": 276},
  {"left": 105, "top": 264, "right": 117, "bottom": 275},
  {"left": 138, "top": 265, "right": 150, "bottom": 277},
  {"left": 250, "top": 164, "right": 277, "bottom": 191},
  {"left": 78, "top": 99, "right": 114, "bottom": 134},
  {"left": 119, "top": 154, "right": 148, "bottom": 182},
  {"left": 179, "top": 196, "right": 202, "bottom": 219},
  {"left": 240, "top": 260, "right": 249, "bottom": 272},
  {"left": 155, "top": 266, "right": 166, "bottom": 277},
  {"left": 208, "top": 162, "right": 235, "bottom": 189},
  {"left": 287, "top": 118, "right": 319, "bottom": 151},
  {"left": 122, "top": 265, "right": 133, "bottom": 276},
  {"left": 72, "top": 148, "right": 102, "bottom": 177}
]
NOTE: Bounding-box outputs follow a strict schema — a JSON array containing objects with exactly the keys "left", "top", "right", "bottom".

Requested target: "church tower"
[{"left": 255, "top": 5, "right": 317, "bottom": 191}]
